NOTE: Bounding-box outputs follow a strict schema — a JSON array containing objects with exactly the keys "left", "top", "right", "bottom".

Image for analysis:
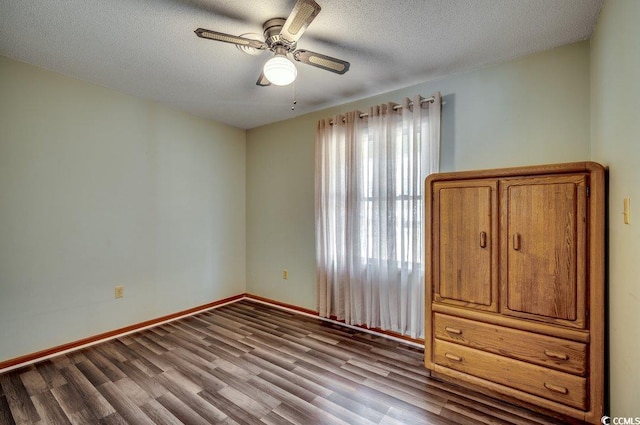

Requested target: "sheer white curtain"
[{"left": 316, "top": 93, "right": 441, "bottom": 339}]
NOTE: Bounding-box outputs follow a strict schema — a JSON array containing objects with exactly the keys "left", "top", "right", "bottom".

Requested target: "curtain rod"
[{"left": 329, "top": 95, "right": 435, "bottom": 125}]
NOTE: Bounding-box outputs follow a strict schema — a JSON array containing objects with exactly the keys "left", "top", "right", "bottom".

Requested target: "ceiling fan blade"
[
  {"left": 256, "top": 71, "right": 271, "bottom": 87},
  {"left": 293, "top": 50, "right": 350, "bottom": 74},
  {"left": 194, "top": 28, "right": 267, "bottom": 50},
  {"left": 280, "top": 0, "right": 321, "bottom": 44}
]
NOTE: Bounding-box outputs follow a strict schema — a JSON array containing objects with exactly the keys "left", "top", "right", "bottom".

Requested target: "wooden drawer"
[
  {"left": 434, "top": 339, "right": 587, "bottom": 410},
  {"left": 434, "top": 313, "right": 587, "bottom": 375}
]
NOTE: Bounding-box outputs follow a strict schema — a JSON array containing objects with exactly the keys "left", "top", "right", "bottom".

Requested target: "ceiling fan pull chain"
[{"left": 291, "top": 82, "right": 297, "bottom": 111}]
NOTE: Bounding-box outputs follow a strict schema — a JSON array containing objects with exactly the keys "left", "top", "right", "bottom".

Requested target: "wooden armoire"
[{"left": 424, "top": 162, "right": 605, "bottom": 423}]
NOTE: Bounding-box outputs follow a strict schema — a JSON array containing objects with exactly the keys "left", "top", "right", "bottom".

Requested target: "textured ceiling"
[{"left": 0, "top": 0, "right": 602, "bottom": 129}]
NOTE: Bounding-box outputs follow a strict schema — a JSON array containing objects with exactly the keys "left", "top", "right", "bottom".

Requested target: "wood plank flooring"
[{"left": 0, "top": 300, "right": 572, "bottom": 424}]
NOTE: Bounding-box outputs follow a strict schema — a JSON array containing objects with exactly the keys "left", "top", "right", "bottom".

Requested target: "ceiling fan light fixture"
[{"left": 263, "top": 52, "right": 297, "bottom": 86}]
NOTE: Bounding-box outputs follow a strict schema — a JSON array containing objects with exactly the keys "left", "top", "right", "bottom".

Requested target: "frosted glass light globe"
[{"left": 263, "top": 54, "right": 297, "bottom": 86}]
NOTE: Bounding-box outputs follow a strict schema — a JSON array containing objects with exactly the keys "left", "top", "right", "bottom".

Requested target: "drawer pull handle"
[
  {"left": 445, "top": 326, "right": 462, "bottom": 335},
  {"left": 544, "top": 350, "right": 569, "bottom": 361},
  {"left": 544, "top": 383, "right": 568, "bottom": 394},
  {"left": 480, "top": 231, "right": 487, "bottom": 248},
  {"left": 445, "top": 353, "right": 463, "bottom": 362}
]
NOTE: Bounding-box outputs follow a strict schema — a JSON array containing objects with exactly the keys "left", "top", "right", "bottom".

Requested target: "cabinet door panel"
[
  {"left": 433, "top": 180, "right": 498, "bottom": 310},
  {"left": 501, "top": 175, "right": 587, "bottom": 328}
]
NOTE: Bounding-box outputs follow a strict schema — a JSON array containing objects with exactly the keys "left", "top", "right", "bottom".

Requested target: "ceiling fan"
[{"left": 194, "top": 0, "right": 350, "bottom": 87}]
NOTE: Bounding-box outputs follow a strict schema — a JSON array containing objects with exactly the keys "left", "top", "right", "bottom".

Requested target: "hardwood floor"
[{"left": 0, "top": 300, "right": 572, "bottom": 424}]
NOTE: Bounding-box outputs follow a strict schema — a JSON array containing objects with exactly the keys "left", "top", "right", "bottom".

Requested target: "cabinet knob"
[
  {"left": 444, "top": 352, "right": 463, "bottom": 362},
  {"left": 544, "top": 350, "right": 569, "bottom": 361},
  {"left": 544, "top": 383, "right": 569, "bottom": 394},
  {"left": 513, "top": 233, "right": 521, "bottom": 250},
  {"left": 480, "top": 231, "right": 487, "bottom": 248}
]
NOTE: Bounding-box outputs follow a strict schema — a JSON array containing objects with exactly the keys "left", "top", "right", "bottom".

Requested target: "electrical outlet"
[
  {"left": 282, "top": 269, "right": 288, "bottom": 280},
  {"left": 114, "top": 285, "right": 124, "bottom": 299}
]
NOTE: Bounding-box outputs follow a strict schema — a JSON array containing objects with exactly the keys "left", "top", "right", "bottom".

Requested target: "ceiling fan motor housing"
[{"left": 263, "top": 18, "right": 297, "bottom": 52}]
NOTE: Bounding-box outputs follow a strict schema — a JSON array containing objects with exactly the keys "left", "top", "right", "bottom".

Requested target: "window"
[{"left": 315, "top": 93, "right": 441, "bottom": 338}]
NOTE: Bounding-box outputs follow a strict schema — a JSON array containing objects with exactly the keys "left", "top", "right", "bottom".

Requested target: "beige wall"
[
  {"left": 591, "top": 0, "right": 640, "bottom": 417},
  {"left": 246, "top": 41, "right": 592, "bottom": 311},
  {"left": 0, "top": 57, "right": 247, "bottom": 362}
]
